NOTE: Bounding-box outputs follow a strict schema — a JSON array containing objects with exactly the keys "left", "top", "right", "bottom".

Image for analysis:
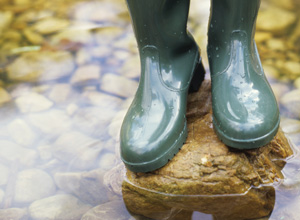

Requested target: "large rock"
[{"left": 121, "top": 80, "right": 293, "bottom": 220}]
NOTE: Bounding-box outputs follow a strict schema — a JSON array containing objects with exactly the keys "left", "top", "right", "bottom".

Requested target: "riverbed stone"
[
  {"left": 0, "top": 87, "right": 11, "bottom": 105},
  {"left": 122, "top": 80, "right": 293, "bottom": 220},
  {"left": 33, "top": 17, "right": 70, "bottom": 34},
  {"left": 27, "top": 109, "right": 72, "bottom": 137},
  {"left": 70, "top": 64, "right": 101, "bottom": 85},
  {"left": 0, "top": 189, "right": 4, "bottom": 204},
  {"left": 15, "top": 92, "right": 53, "bottom": 113},
  {"left": 73, "top": 107, "right": 116, "bottom": 138},
  {"left": 52, "top": 131, "right": 103, "bottom": 170},
  {"left": 0, "top": 11, "right": 13, "bottom": 34},
  {"left": 81, "top": 200, "right": 131, "bottom": 220},
  {"left": 0, "top": 163, "right": 9, "bottom": 186},
  {"left": 14, "top": 169, "right": 56, "bottom": 203},
  {"left": 7, "top": 118, "right": 36, "bottom": 147},
  {"left": 0, "top": 140, "right": 37, "bottom": 166},
  {"left": 48, "top": 83, "right": 74, "bottom": 104},
  {"left": 282, "top": 61, "right": 300, "bottom": 80},
  {"left": 0, "top": 208, "right": 29, "bottom": 220},
  {"left": 257, "top": 7, "right": 297, "bottom": 34},
  {"left": 295, "top": 77, "right": 300, "bottom": 89},
  {"left": 101, "top": 73, "right": 138, "bottom": 98},
  {"left": 54, "top": 169, "right": 109, "bottom": 205},
  {"left": 51, "top": 28, "right": 93, "bottom": 45},
  {"left": 280, "top": 89, "right": 300, "bottom": 118},
  {"left": 29, "top": 194, "right": 91, "bottom": 220},
  {"left": 81, "top": 91, "right": 123, "bottom": 110},
  {"left": 7, "top": 51, "right": 75, "bottom": 82},
  {"left": 23, "top": 28, "right": 44, "bottom": 45}
]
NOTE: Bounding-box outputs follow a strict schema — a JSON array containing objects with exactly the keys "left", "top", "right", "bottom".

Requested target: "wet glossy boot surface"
[
  {"left": 121, "top": 0, "right": 205, "bottom": 172},
  {"left": 207, "top": 0, "right": 280, "bottom": 149}
]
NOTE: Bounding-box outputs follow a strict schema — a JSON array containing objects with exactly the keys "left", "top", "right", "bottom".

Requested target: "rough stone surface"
[
  {"left": 54, "top": 169, "right": 109, "bottom": 205},
  {"left": 0, "top": 208, "right": 29, "bottom": 220},
  {"left": 122, "top": 80, "right": 293, "bottom": 220},
  {"left": 14, "top": 169, "right": 56, "bottom": 203},
  {"left": 7, "top": 51, "right": 75, "bottom": 82},
  {"left": 29, "top": 194, "right": 91, "bottom": 220}
]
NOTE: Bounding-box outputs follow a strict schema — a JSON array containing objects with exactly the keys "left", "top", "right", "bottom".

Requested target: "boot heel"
[{"left": 188, "top": 58, "right": 206, "bottom": 93}]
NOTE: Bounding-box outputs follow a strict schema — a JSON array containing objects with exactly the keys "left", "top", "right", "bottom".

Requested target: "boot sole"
[
  {"left": 122, "top": 122, "right": 188, "bottom": 173},
  {"left": 212, "top": 117, "right": 280, "bottom": 149}
]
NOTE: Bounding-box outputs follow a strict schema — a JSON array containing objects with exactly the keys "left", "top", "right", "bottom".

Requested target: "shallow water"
[{"left": 0, "top": 0, "right": 299, "bottom": 219}]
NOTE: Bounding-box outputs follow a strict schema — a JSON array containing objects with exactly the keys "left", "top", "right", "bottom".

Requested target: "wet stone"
[
  {"left": 98, "top": 152, "right": 117, "bottom": 171},
  {"left": 72, "top": 1, "right": 125, "bottom": 24},
  {"left": 94, "top": 26, "right": 124, "bottom": 45},
  {"left": 29, "top": 194, "right": 92, "bottom": 220},
  {"left": 0, "top": 140, "right": 37, "bottom": 166},
  {"left": 8, "top": 119, "right": 36, "bottom": 147},
  {"left": 0, "top": 87, "right": 11, "bottom": 105},
  {"left": 14, "top": 169, "right": 56, "bottom": 203},
  {"left": 7, "top": 51, "right": 75, "bottom": 82},
  {"left": 266, "top": 39, "right": 285, "bottom": 51},
  {"left": 256, "top": 7, "right": 297, "bottom": 34},
  {"left": 0, "top": 189, "right": 3, "bottom": 204},
  {"left": 33, "top": 17, "right": 70, "bottom": 34},
  {"left": 15, "top": 92, "right": 53, "bottom": 113},
  {"left": 23, "top": 28, "right": 44, "bottom": 45},
  {"left": 0, "top": 163, "right": 9, "bottom": 186},
  {"left": 73, "top": 107, "right": 117, "bottom": 138},
  {"left": 282, "top": 61, "right": 300, "bottom": 80},
  {"left": 122, "top": 80, "right": 293, "bottom": 220},
  {"left": 101, "top": 73, "right": 138, "bottom": 98},
  {"left": 54, "top": 169, "right": 109, "bottom": 206},
  {"left": 108, "top": 109, "right": 127, "bottom": 141},
  {"left": 27, "top": 109, "right": 72, "bottom": 137},
  {"left": 52, "top": 131, "right": 103, "bottom": 170},
  {"left": 48, "top": 83, "right": 74, "bottom": 104},
  {"left": 0, "top": 208, "right": 29, "bottom": 220},
  {"left": 37, "top": 145, "right": 53, "bottom": 161},
  {"left": 0, "top": 11, "right": 13, "bottom": 34},
  {"left": 81, "top": 200, "right": 131, "bottom": 220},
  {"left": 294, "top": 77, "right": 300, "bottom": 89},
  {"left": 70, "top": 64, "right": 101, "bottom": 85},
  {"left": 81, "top": 91, "right": 123, "bottom": 110},
  {"left": 255, "top": 32, "right": 272, "bottom": 43},
  {"left": 51, "top": 29, "right": 93, "bottom": 45},
  {"left": 280, "top": 89, "right": 300, "bottom": 118},
  {"left": 76, "top": 48, "right": 92, "bottom": 65}
]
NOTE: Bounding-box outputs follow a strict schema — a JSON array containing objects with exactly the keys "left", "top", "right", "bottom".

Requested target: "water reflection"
[{"left": 0, "top": 0, "right": 298, "bottom": 219}]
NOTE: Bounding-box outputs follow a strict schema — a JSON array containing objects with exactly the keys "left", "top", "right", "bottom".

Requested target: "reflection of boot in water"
[
  {"left": 207, "top": 0, "right": 280, "bottom": 149},
  {"left": 120, "top": 0, "right": 205, "bottom": 173}
]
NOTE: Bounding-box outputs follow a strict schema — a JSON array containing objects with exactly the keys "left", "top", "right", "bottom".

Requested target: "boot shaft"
[
  {"left": 126, "top": 0, "right": 193, "bottom": 51},
  {"left": 208, "top": 0, "right": 260, "bottom": 42}
]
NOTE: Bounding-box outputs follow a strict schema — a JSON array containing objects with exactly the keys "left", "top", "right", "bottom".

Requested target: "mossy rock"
[{"left": 122, "top": 80, "right": 294, "bottom": 220}]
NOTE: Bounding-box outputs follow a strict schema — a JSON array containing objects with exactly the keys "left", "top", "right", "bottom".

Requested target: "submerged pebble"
[
  {"left": 14, "top": 169, "right": 56, "bottom": 203},
  {"left": 29, "top": 194, "right": 92, "bottom": 220}
]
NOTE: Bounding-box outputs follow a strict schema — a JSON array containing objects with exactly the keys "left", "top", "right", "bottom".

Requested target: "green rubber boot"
[
  {"left": 120, "top": 0, "right": 205, "bottom": 172},
  {"left": 207, "top": 0, "right": 280, "bottom": 149}
]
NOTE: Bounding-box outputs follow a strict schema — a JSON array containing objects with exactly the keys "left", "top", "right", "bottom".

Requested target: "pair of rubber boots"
[{"left": 120, "top": 0, "right": 280, "bottom": 173}]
